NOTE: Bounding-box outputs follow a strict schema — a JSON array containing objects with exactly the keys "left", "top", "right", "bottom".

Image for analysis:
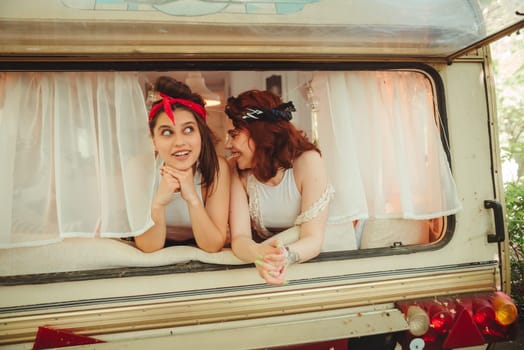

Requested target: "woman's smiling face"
[
  {"left": 226, "top": 127, "right": 255, "bottom": 170},
  {"left": 152, "top": 109, "right": 202, "bottom": 170}
]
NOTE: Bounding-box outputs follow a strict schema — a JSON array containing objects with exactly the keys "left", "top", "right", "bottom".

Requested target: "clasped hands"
[
  {"left": 254, "top": 240, "right": 289, "bottom": 285},
  {"left": 153, "top": 164, "right": 199, "bottom": 207}
]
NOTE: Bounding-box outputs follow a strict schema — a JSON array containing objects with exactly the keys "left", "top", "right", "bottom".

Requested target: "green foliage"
[
  {"left": 504, "top": 180, "right": 524, "bottom": 316},
  {"left": 492, "top": 34, "right": 524, "bottom": 178},
  {"left": 492, "top": 31, "right": 524, "bottom": 316}
]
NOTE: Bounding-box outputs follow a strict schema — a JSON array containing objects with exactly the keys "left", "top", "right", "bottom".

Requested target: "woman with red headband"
[
  {"left": 225, "top": 89, "right": 333, "bottom": 285},
  {"left": 134, "top": 76, "right": 230, "bottom": 253}
]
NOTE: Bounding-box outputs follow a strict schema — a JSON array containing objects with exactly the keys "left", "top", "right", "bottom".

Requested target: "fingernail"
[
  {"left": 276, "top": 240, "right": 283, "bottom": 248},
  {"left": 254, "top": 259, "right": 263, "bottom": 266},
  {"left": 268, "top": 271, "right": 276, "bottom": 277},
  {"left": 282, "top": 280, "right": 289, "bottom": 285},
  {"left": 257, "top": 254, "right": 264, "bottom": 260}
]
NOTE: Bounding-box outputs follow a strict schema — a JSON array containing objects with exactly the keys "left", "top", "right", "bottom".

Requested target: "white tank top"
[
  {"left": 154, "top": 166, "right": 203, "bottom": 241},
  {"left": 249, "top": 168, "right": 301, "bottom": 232}
]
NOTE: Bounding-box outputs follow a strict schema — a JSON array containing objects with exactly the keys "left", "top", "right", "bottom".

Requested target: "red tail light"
[
  {"left": 428, "top": 303, "right": 454, "bottom": 334},
  {"left": 396, "top": 292, "right": 518, "bottom": 349},
  {"left": 472, "top": 298, "right": 496, "bottom": 328}
]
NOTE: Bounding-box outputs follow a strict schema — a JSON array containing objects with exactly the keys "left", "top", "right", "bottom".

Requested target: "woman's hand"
[
  {"left": 254, "top": 241, "right": 288, "bottom": 285},
  {"left": 152, "top": 166, "right": 181, "bottom": 207},
  {"left": 161, "top": 165, "right": 200, "bottom": 206}
]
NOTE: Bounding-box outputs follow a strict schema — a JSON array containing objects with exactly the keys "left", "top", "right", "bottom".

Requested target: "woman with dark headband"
[
  {"left": 225, "top": 89, "right": 333, "bottom": 285},
  {"left": 134, "top": 76, "right": 230, "bottom": 253}
]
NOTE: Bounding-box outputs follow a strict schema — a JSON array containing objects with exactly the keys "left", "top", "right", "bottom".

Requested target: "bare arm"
[
  {"left": 188, "top": 156, "right": 230, "bottom": 252},
  {"left": 229, "top": 165, "right": 285, "bottom": 284},
  {"left": 286, "top": 150, "right": 330, "bottom": 262},
  {"left": 229, "top": 166, "right": 262, "bottom": 262},
  {"left": 133, "top": 204, "right": 167, "bottom": 253},
  {"left": 134, "top": 168, "right": 180, "bottom": 253}
]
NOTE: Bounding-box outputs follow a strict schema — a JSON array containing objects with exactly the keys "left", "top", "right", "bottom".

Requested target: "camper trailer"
[{"left": 1, "top": 0, "right": 523, "bottom": 349}]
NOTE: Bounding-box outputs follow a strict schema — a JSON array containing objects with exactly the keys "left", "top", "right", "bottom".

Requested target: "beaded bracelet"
[{"left": 285, "top": 246, "right": 300, "bottom": 265}]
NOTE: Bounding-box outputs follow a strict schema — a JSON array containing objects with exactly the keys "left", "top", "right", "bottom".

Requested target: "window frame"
[{"left": 0, "top": 60, "right": 456, "bottom": 286}]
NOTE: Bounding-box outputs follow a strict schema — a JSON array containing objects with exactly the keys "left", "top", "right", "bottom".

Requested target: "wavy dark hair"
[
  {"left": 149, "top": 76, "right": 219, "bottom": 189},
  {"left": 225, "top": 89, "right": 320, "bottom": 182}
]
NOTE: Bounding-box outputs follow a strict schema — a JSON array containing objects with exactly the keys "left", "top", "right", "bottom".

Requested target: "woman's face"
[
  {"left": 152, "top": 109, "right": 202, "bottom": 171},
  {"left": 226, "top": 128, "right": 255, "bottom": 170}
]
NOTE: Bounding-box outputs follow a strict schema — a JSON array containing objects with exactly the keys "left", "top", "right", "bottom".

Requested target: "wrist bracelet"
[{"left": 285, "top": 246, "right": 300, "bottom": 265}]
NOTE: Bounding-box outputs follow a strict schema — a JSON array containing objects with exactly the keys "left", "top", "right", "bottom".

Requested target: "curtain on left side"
[{"left": 0, "top": 72, "right": 156, "bottom": 248}]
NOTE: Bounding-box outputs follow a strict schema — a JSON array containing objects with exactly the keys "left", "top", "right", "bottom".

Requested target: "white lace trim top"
[{"left": 247, "top": 169, "right": 334, "bottom": 240}]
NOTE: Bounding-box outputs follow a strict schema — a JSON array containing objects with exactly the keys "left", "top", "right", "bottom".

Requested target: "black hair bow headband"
[{"left": 240, "top": 102, "right": 295, "bottom": 123}]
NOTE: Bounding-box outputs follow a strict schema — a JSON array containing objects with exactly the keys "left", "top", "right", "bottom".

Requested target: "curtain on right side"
[{"left": 313, "top": 70, "right": 462, "bottom": 220}]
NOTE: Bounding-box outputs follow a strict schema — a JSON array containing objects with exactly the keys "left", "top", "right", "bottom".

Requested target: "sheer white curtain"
[
  {"left": 0, "top": 72, "right": 155, "bottom": 248},
  {"left": 0, "top": 70, "right": 462, "bottom": 249},
  {"left": 313, "top": 70, "right": 462, "bottom": 221}
]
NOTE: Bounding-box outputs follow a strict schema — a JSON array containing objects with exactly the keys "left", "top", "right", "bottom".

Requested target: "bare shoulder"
[
  {"left": 293, "top": 150, "right": 327, "bottom": 187},
  {"left": 216, "top": 157, "right": 232, "bottom": 188},
  {"left": 294, "top": 150, "right": 324, "bottom": 170}
]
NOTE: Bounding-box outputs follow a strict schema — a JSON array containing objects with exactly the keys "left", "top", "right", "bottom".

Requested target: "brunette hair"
[
  {"left": 225, "top": 89, "right": 320, "bottom": 182},
  {"left": 149, "top": 76, "right": 219, "bottom": 189}
]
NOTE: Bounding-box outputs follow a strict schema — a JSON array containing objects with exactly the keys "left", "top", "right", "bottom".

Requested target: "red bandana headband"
[{"left": 148, "top": 93, "right": 207, "bottom": 124}]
